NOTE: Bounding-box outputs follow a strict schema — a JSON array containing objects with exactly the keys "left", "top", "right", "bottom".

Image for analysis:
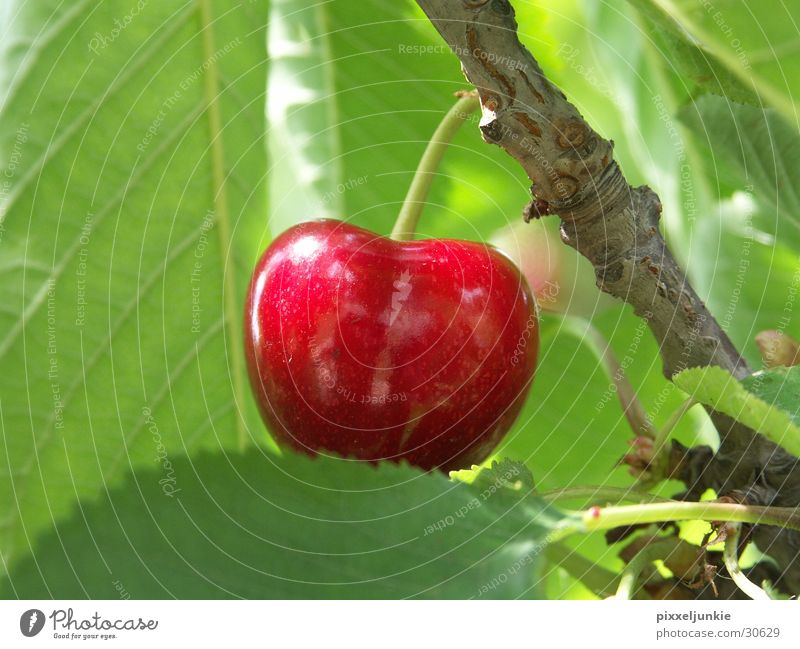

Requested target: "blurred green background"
[{"left": 0, "top": 0, "right": 798, "bottom": 598}]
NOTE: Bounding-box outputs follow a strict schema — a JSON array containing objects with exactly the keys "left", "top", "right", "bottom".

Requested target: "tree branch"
[
  {"left": 416, "top": 0, "right": 800, "bottom": 593},
  {"left": 417, "top": 0, "right": 743, "bottom": 378}
]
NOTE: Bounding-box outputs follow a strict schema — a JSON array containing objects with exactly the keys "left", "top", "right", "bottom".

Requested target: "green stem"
[
  {"left": 390, "top": 93, "right": 480, "bottom": 241},
  {"left": 723, "top": 524, "right": 772, "bottom": 600},
  {"left": 636, "top": 397, "right": 697, "bottom": 490},
  {"left": 578, "top": 501, "right": 800, "bottom": 534},
  {"left": 653, "top": 397, "right": 695, "bottom": 459},
  {"left": 561, "top": 316, "right": 654, "bottom": 437},
  {"left": 544, "top": 543, "right": 620, "bottom": 598},
  {"left": 613, "top": 540, "right": 673, "bottom": 600}
]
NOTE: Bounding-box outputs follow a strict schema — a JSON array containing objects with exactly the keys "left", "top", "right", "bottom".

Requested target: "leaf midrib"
[
  {"left": 197, "top": 0, "right": 248, "bottom": 451},
  {"left": 0, "top": 1, "right": 255, "bottom": 557}
]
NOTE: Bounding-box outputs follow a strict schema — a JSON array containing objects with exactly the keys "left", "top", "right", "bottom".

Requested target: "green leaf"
[
  {"left": 686, "top": 199, "right": 800, "bottom": 364},
  {"left": 0, "top": 0, "right": 270, "bottom": 575},
  {"left": 451, "top": 458, "right": 535, "bottom": 492},
  {"left": 742, "top": 367, "right": 800, "bottom": 424},
  {"left": 673, "top": 366, "right": 800, "bottom": 456},
  {"left": 630, "top": 0, "right": 800, "bottom": 121},
  {"left": 0, "top": 450, "right": 569, "bottom": 598},
  {"left": 678, "top": 95, "right": 800, "bottom": 247}
]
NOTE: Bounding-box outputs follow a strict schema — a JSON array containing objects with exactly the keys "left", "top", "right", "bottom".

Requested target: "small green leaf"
[
  {"left": 451, "top": 459, "right": 535, "bottom": 491},
  {"left": 1, "top": 450, "right": 570, "bottom": 599},
  {"left": 673, "top": 366, "right": 800, "bottom": 456},
  {"left": 742, "top": 367, "right": 800, "bottom": 425}
]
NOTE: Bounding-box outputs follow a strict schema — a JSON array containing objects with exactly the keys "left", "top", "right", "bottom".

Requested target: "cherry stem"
[
  {"left": 636, "top": 397, "right": 696, "bottom": 490},
  {"left": 543, "top": 543, "right": 620, "bottom": 598},
  {"left": 723, "top": 524, "right": 772, "bottom": 600},
  {"left": 560, "top": 316, "right": 655, "bottom": 437},
  {"left": 613, "top": 539, "right": 674, "bottom": 600},
  {"left": 652, "top": 397, "right": 695, "bottom": 459},
  {"left": 390, "top": 92, "right": 480, "bottom": 241}
]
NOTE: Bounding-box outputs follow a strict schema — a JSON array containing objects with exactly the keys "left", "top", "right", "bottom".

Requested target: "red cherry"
[{"left": 244, "top": 219, "right": 538, "bottom": 472}]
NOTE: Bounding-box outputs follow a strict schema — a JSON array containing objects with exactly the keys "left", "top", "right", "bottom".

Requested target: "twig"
[
  {"left": 391, "top": 93, "right": 479, "bottom": 240},
  {"left": 561, "top": 316, "right": 654, "bottom": 437},
  {"left": 579, "top": 501, "right": 800, "bottom": 534},
  {"left": 415, "top": 0, "right": 746, "bottom": 381}
]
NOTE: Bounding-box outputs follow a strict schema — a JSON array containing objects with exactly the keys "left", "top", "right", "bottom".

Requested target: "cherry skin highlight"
[{"left": 244, "top": 219, "right": 538, "bottom": 472}]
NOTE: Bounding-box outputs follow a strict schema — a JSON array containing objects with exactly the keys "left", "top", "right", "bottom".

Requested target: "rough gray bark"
[{"left": 416, "top": 0, "right": 800, "bottom": 594}]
